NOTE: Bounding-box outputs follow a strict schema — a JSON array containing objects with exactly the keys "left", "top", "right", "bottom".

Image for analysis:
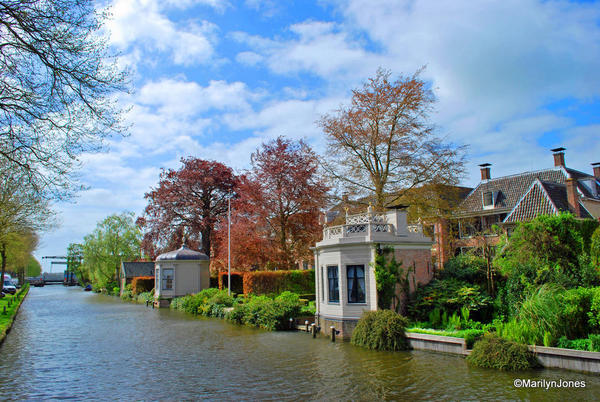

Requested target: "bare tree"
[
  {"left": 0, "top": 0, "right": 130, "bottom": 199},
  {"left": 319, "top": 68, "right": 467, "bottom": 210}
]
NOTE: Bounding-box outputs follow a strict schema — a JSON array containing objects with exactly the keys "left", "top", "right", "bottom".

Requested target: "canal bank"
[
  {"left": 0, "top": 284, "right": 29, "bottom": 345},
  {"left": 1, "top": 285, "right": 599, "bottom": 400}
]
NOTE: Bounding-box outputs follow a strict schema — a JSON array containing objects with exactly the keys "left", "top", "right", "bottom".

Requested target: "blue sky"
[{"left": 36, "top": 0, "right": 600, "bottom": 270}]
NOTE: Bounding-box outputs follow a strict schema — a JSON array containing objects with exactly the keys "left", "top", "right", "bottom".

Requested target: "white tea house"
[
  {"left": 314, "top": 206, "right": 433, "bottom": 338},
  {"left": 154, "top": 240, "right": 210, "bottom": 308}
]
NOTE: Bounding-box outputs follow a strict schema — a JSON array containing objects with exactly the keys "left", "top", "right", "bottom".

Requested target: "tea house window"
[
  {"left": 347, "top": 265, "right": 365, "bottom": 303},
  {"left": 327, "top": 266, "right": 339, "bottom": 303}
]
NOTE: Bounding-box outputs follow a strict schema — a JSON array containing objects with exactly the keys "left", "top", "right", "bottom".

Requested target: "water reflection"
[{"left": 0, "top": 286, "right": 598, "bottom": 400}]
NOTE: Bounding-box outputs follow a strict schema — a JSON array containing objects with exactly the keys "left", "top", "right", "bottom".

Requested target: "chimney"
[
  {"left": 566, "top": 177, "right": 581, "bottom": 217},
  {"left": 551, "top": 147, "right": 566, "bottom": 167},
  {"left": 592, "top": 162, "right": 600, "bottom": 179},
  {"left": 479, "top": 163, "right": 491, "bottom": 181}
]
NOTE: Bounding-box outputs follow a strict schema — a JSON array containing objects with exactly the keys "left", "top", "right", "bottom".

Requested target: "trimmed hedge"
[
  {"left": 218, "top": 272, "right": 244, "bottom": 294},
  {"left": 351, "top": 310, "right": 409, "bottom": 351},
  {"left": 467, "top": 333, "right": 539, "bottom": 371},
  {"left": 131, "top": 276, "right": 154, "bottom": 295},
  {"left": 243, "top": 270, "right": 314, "bottom": 295}
]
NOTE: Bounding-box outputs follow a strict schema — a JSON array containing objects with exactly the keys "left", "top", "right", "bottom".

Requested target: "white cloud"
[
  {"left": 106, "top": 0, "right": 217, "bottom": 65},
  {"left": 232, "top": 22, "right": 383, "bottom": 80},
  {"left": 236, "top": 51, "right": 263, "bottom": 66},
  {"left": 137, "top": 78, "right": 258, "bottom": 116}
]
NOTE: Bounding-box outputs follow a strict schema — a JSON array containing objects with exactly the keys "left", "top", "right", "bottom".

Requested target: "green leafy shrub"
[
  {"left": 560, "top": 287, "right": 596, "bottom": 338},
  {"left": 588, "top": 287, "right": 600, "bottom": 331},
  {"left": 557, "top": 335, "right": 600, "bottom": 352},
  {"left": 226, "top": 293, "right": 302, "bottom": 330},
  {"left": 439, "top": 254, "right": 487, "bottom": 285},
  {"left": 467, "top": 333, "right": 539, "bottom": 371},
  {"left": 136, "top": 291, "right": 154, "bottom": 303},
  {"left": 495, "top": 214, "right": 600, "bottom": 299},
  {"left": 120, "top": 289, "right": 134, "bottom": 300},
  {"left": 589, "top": 334, "right": 600, "bottom": 352},
  {"left": 411, "top": 279, "right": 492, "bottom": 323},
  {"left": 351, "top": 310, "right": 409, "bottom": 351}
]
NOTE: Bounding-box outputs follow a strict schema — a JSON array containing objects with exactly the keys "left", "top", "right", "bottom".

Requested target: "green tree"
[
  {"left": 66, "top": 243, "right": 85, "bottom": 283},
  {"left": 26, "top": 256, "right": 42, "bottom": 277},
  {"left": 81, "top": 212, "right": 141, "bottom": 289}
]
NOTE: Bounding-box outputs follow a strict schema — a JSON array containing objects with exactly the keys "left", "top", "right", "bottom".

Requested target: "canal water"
[{"left": 0, "top": 286, "right": 599, "bottom": 400}]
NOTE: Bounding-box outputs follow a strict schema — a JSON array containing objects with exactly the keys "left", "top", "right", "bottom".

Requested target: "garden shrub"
[
  {"left": 591, "top": 226, "right": 600, "bottom": 268},
  {"left": 559, "top": 287, "right": 596, "bottom": 338},
  {"left": 588, "top": 287, "right": 600, "bottom": 331},
  {"left": 351, "top": 310, "right": 409, "bottom": 351},
  {"left": 136, "top": 291, "right": 154, "bottom": 303},
  {"left": 557, "top": 336, "right": 592, "bottom": 351},
  {"left": 439, "top": 254, "right": 487, "bottom": 285},
  {"left": 131, "top": 276, "right": 154, "bottom": 295},
  {"left": 411, "top": 278, "right": 492, "bottom": 324},
  {"left": 226, "top": 293, "right": 302, "bottom": 330},
  {"left": 494, "top": 214, "right": 600, "bottom": 294},
  {"left": 120, "top": 289, "right": 134, "bottom": 300},
  {"left": 467, "top": 333, "right": 539, "bottom": 371}
]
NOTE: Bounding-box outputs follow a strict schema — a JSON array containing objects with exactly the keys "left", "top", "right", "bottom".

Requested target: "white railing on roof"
[
  {"left": 323, "top": 222, "right": 394, "bottom": 240},
  {"left": 345, "top": 212, "right": 387, "bottom": 224},
  {"left": 322, "top": 211, "right": 394, "bottom": 240}
]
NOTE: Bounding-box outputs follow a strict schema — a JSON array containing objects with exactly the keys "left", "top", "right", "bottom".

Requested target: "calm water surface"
[{"left": 0, "top": 286, "right": 599, "bottom": 400}]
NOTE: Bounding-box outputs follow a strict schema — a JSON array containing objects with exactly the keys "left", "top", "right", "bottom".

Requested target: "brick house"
[{"left": 434, "top": 148, "right": 600, "bottom": 267}]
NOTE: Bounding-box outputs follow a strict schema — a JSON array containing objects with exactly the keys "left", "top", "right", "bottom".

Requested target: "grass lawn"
[{"left": 0, "top": 284, "right": 29, "bottom": 342}]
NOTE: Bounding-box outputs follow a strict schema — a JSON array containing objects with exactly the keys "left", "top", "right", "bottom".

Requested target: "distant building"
[
  {"left": 434, "top": 148, "right": 600, "bottom": 267},
  {"left": 154, "top": 239, "right": 210, "bottom": 307},
  {"left": 120, "top": 261, "right": 154, "bottom": 295}
]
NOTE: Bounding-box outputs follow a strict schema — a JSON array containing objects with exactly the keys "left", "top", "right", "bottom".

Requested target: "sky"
[{"left": 36, "top": 0, "right": 600, "bottom": 271}]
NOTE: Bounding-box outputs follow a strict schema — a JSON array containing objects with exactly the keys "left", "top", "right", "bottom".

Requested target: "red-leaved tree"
[
  {"left": 137, "top": 158, "right": 238, "bottom": 259},
  {"left": 216, "top": 137, "right": 328, "bottom": 269}
]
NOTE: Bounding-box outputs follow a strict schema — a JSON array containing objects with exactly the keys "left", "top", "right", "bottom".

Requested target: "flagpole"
[{"left": 228, "top": 196, "right": 231, "bottom": 296}]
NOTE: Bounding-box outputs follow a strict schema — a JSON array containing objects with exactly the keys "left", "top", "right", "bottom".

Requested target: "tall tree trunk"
[{"left": 201, "top": 227, "right": 211, "bottom": 258}]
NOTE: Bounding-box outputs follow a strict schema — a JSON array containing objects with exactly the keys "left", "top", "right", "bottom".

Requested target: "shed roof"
[{"left": 121, "top": 262, "right": 155, "bottom": 278}]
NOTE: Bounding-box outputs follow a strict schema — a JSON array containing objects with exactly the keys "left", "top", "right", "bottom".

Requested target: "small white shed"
[{"left": 154, "top": 240, "right": 210, "bottom": 308}]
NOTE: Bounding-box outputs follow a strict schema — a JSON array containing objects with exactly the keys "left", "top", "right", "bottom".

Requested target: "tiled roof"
[
  {"left": 121, "top": 262, "right": 155, "bottom": 278},
  {"left": 504, "top": 180, "right": 561, "bottom": 223},
  {"left": 459, "top": 166, "right": 598, "bottom": 217}
]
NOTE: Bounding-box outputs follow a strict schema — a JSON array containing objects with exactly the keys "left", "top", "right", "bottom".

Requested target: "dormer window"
[{"left": 482, "top": 191, "right": 498, "bottom": 209}]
